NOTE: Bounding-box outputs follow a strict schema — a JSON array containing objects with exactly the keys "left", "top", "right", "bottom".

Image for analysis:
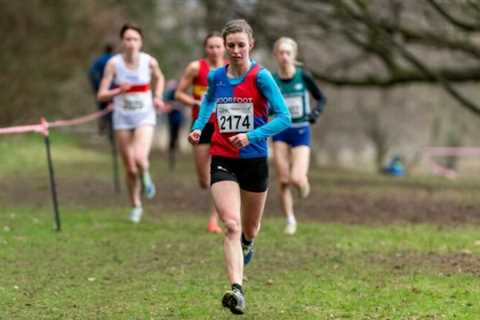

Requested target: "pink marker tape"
[
  {"left": 0, "top": 105, "right": 112, "bottom": 136},
  {"left": 423, "top": 147, "right": 480, "bottom": 178}
]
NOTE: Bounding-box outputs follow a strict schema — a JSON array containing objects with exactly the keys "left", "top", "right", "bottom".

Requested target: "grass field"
[{"left": 1, "top": 132, "right": 480, "bottom": 319}]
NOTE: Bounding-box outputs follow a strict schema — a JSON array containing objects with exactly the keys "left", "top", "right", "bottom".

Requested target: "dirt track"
[
  {"left": 2, "top": 147, "right": 480, "bottom": 276},
  {"left": 1, "top": 151, "right": 479, "bottom": 226}
]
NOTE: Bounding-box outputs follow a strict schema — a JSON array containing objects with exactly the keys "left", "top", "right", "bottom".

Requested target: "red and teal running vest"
[{"left": 210, "top": 64, "right": 269, "bottom": 159}]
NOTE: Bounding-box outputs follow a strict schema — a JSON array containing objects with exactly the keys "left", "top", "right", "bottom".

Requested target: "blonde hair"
[
  {"left": 274, "top": 37, "right": 298, "bottom": 58},
  {"left": 222, "top": 19, "right": 254, "bottom": 43},
  {"left": 273, "top": 37, "right": 303, "bottom": 66}
]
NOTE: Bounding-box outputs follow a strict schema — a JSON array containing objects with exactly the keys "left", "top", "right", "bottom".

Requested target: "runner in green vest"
[{"left": 271, "top": 37, "right": 326, "bottom": 235}]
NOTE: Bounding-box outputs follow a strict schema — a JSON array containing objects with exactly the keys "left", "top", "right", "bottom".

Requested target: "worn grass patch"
[
  {"left": 1, "top": 133, "right": 480, "bottom": 319},
  {"left": 1, "top": 208, "right": 480, "bottom": 319}
]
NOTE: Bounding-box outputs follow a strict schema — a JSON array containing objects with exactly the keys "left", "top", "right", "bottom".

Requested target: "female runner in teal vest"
[{"left": 271, "top": 37, "right": 326, "bottom": 235}]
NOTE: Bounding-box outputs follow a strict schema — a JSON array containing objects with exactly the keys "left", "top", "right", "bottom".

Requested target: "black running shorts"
[{"left": 210, "top": 156, "right": 269, "bottom": 193}]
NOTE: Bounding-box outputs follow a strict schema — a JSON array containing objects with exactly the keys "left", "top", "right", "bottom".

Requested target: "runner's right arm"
[
  {"left": 97, "top": 60, "right": 127, "bottom": 102},
  {"left": 175, "top": 61, "right": 201, "bottom": 108}
]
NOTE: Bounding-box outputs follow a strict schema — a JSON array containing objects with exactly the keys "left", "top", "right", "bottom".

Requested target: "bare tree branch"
[
  {"left": 426, "top": 0, "right": 480, "bottom": 32},
  {"left": 312, "top": 65, "right": 480, "bottom": 87},
  {"left": 380, "top": 22, "right": 480, "bottom": 59},
  {"left": 342, "top": 0, "right": 480, "bottom": 115}
]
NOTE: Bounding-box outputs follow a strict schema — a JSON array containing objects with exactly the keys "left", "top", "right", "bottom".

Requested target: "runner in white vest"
[
  {"left": 110, "top": 52, "right": 156, "bottom": 130},
  {"left": 98, "top": 23, "right": 167, "bottom": 223}
]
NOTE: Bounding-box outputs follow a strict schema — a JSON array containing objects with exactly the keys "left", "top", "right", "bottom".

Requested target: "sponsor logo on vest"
[
  {"left": 216, "top": 97, "right": 253, "bottom": 104},
  {"left": 294, "top": 83, "right": 303, "bottom": 90},
  {"left": 126, "top": 74, "right": 140, "bottom": 82}
]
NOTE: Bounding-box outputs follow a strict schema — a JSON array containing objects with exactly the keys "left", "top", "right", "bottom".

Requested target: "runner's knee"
[
  {"left": 135, "top": 156, "right": 149, "bottom": 171},
  {"left": 198, "top": 177, "right": 210, "bottom": 189},
  {"left": 198, "top": 174, "right": 210, "bottom": 190},
  {"left": 290, "top": 174, "right": 306, "bottom": 188},
  {"left": 126, "top": 163, "right": 139, "bottom": 177},
  {"left": 223, "top": 218, "right": 241, "bottom": 238},
  {"left": 278, "top": 176, "right": 290, "bottom": 189}
]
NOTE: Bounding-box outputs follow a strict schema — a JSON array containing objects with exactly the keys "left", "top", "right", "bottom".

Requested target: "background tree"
[{"left": 3, "top": 0, "right": 480, "bottom": 172}]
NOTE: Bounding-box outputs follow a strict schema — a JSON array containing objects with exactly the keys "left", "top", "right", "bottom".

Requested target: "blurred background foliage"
[{"left": 2, "top": 0, "right": 480, "bottom": 172}]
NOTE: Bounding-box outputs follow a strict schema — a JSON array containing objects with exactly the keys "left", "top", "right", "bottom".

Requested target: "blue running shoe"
[
  {"left": 242, "top": 241, "right": 254, "bottom": 266},
  {"left": 222, "top": 288, "right": 245, "bottom": 315},
  {"left": 142, "top": 172, "right": 156, "bottom": 199}
]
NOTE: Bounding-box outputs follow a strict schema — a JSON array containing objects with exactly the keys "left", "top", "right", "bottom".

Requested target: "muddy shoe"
[{"left": 222, "top": 288, "right": 245, "bottom": 315}]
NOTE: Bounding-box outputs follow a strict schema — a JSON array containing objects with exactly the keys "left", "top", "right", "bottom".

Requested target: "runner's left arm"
[
  {"left": 150, "top": 57, "right": 167, "bottom": 111},
  {"left": 192, "top": 71, "right": 216, "bottom": 132},
  {"left": 150, "top": 58, "right": 165, "bottom": 100},
  {"left": 246, "top": 69, "right": 291, "bottom": 142},
  {"left": 302, "top": 70, "right": 326, "bottom": 124}
]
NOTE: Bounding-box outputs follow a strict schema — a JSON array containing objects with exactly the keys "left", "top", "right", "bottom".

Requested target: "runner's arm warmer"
[
  {"left": 247, "top": 69, "right": 291, "bottom": 142},
  {"left": 303, "top": 71, "right": 326, "bottom": 123},
  {"left": 192, "top": 71, "right": 216, "bottom": 131}
]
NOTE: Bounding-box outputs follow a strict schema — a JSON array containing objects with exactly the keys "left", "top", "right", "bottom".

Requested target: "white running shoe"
[
  {"left": 284, "top": 222, "right": 297, "bottom": 235},
  {"left": 129, "top": 207, "right": 143, "bottom": 223}
]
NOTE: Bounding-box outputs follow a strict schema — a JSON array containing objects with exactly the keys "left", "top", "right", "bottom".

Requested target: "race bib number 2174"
[{"left": 216, "top": 103, "right": 254, "bottom": 133}]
